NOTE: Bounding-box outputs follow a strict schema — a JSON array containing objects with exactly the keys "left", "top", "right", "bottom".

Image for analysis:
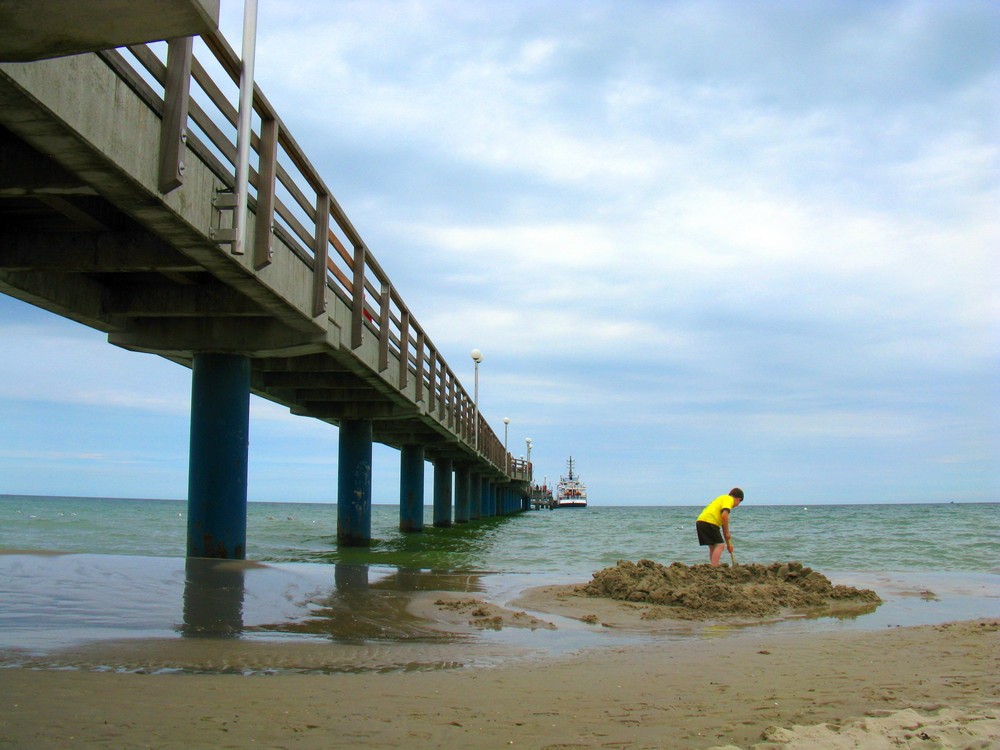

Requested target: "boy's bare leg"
[{"left": 709, "top": 543, "right": 725, "bottom": 566}]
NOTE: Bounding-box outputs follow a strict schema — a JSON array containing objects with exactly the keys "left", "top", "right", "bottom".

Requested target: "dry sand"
[{"left": 0, "top": 564, "right": 997, "bottom": 750}]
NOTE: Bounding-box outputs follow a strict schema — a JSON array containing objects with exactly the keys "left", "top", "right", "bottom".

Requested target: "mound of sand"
[
  {"left": 582, "top": 559, "right": 881, "bottom": 619},
  {"left": 709, "top": 706, "right": 1000, "bottom": 749},
  {"left": 408, "top": 592, "right": 558, "bottom": 632}
]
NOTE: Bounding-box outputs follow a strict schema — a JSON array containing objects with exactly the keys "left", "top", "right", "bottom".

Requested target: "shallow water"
[
  {"left": 3, "top": 496, "right": 998, "bottom": 574},
  {"left": 2, "top": 496, "right": 998, "bottom": 674},
  {"left": 0, "top": 552, "right": 996, "bottom": 674}
]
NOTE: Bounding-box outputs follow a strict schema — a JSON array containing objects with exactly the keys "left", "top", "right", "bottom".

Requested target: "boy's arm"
[{"left": 720, "top": 509, "right": 732, "bottom": 547}]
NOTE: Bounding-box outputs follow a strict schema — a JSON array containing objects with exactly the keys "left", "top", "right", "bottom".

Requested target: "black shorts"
[{"left": 696, "top": 520, "right": 724, "bottom": 546}]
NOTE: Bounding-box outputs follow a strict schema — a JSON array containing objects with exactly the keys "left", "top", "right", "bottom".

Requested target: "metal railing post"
[{"left": 231, "top": 0, "right": 258, "bottom": 256}]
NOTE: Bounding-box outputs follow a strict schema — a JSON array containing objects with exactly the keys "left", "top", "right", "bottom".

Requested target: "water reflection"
[
  {"left": 180, "top": 557, "right": 247, "bottom": 638},
  {"left": 245, "top": 563, "right": 477, "bottom": 644},
  {"left": 176, "top": 556, "right": 495, "bottom": 644},
  {"left": 318, "top": 516, "right": 510, "bottom": 572}
]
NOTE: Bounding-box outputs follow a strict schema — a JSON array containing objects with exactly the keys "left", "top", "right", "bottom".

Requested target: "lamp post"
[
  {"left": 503, "top": 417, "right": 510, "bottom": 473},
  {"left": 525, "top": 438, "right": 533, "bottom": 481},
  {"left": 471, "top": 348, "right": 483, "bottom": 451}
]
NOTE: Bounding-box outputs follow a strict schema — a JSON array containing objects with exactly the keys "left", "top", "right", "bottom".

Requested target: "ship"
[{"left": 555, "top": 456, "right": 588, "bottom": 508}]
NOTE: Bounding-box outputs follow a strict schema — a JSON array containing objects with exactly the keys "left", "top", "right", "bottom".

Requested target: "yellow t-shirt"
[{"left": 697, "top": 494, "right": 735, "bottom": 527}]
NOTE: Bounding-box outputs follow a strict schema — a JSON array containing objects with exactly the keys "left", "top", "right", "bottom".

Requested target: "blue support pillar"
[
  {"left": 187, "top": 353, "right": 250, "bottom": 559},
  {"left": 433, "top": 457, "right": 453, "bottom": 527},
  {"left": 399, "top": 444, "right": 425, "bottom": 533},
  {"left": 479, "top": 478, "right": 490, "bottom": 518},
  {"left": 338, "top": 419, "right": 373, "bottom": 546},
  {"left": 454, "top": 465, "right": 470, "bottom": 523},
  {"left": 470, "top": 473, "right": 482, "bottom": 520}
]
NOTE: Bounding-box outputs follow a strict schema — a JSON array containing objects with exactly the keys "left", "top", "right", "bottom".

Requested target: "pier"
[{"left": 0, "top": 0, "right": 533, "bottom": 557}]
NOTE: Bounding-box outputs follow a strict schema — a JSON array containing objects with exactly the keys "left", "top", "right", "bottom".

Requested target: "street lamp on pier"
[
  {"left": 471, "top": 348, "right": 483, "bottom": 451},
  {"left": 525, "top": 438, "right": 533, "bottom": 481},
  {"left": 503, "top": 417, "right": 510, "bottom": 473}
]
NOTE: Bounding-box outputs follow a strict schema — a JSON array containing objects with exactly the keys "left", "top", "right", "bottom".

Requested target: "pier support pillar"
[
  {"left": 338, "top": 419, "right": 373, "bottom": 546},
  {"left": 399, "top": 444, "right": 425, "bottom": 533},
  {"left": 486, "top": 479, "right": 495, "bottom": 516},
  {"left": 187, "top": 353, "right": 250, "bottom": 559},
  {"left": 482, "top": 479, "right": 492, "bottom": 517},
  {"left": 470, "top": 473, "right": 482, "bottom": 520},
  {"left": 433, "top": 457, "right": 453, "bottom": 527},
  {"left": 454, "top": 465, "right": 470, "bottom": 523}
]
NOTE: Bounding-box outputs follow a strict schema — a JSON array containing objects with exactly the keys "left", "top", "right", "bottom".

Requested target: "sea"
[{"left": 1, "top": 495, "right": 998, "bottom": 672}]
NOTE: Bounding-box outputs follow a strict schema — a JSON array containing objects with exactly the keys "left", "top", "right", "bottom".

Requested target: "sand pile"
[
  {"left": 582, "top": 559, "right": 881, "bottom": 619},
  {"left": 709, "top": 707, "right": 1000, "bottom": 749}
]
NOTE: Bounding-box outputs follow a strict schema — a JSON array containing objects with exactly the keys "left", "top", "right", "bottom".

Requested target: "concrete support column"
[
  {"left": 480, "top": 478, "right": 491, "bottom": 518},
  {"left": 433, "top": 457, "right": 453, "bottom": 527},
  {"left": 454, "top": 465, "right": 470, "bottom": 523},
  {"left": 187, "top": 352, "right": 250, "bottom": 559},
  {"left": 399, "top": 444, "right": 425, "bottom": 533},
  {"left": 470, "top": 473, "right": 482, "bottom": 520},
  {"left": 338, "top": 419, "right": 373, "bottom": 546}
]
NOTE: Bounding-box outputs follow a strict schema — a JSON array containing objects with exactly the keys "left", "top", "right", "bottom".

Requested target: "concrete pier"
[
  {"left": 433, "top": 458, "right": 453, "bottom": 527},
  {"left": 470, "top": 473, "right": 482, "bottom": 520},
  {"left": 399, "top": 444, "right": 425, "bottom": 532},
  {"left": 0, "top": 10, "right": 534, "bottom": 554},
  {"left": 186, "top": 353, "right": 250, "bottom": 559},
  {"left": 337, "top": 419, "right": 373, "bottom": 546},
  {"left": 454, "top": 465, "right": 470, "bottom": 523}
]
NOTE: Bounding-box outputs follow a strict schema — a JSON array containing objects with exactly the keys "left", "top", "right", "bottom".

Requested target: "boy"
[{"left": 696, "top": 488, "right": 744, "bottom": 566}]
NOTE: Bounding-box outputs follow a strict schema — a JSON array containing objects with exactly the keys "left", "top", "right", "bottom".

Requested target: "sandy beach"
[{"left": 1, "top": 578, "right": 997, "bottom": 749}]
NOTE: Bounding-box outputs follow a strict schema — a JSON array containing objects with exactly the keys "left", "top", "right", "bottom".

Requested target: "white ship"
[{"left": 555, "top": 457, "right": 588, "bottom": 508}]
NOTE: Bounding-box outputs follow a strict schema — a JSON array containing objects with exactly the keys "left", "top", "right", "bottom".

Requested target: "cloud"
[{"left": 3, "top": 0, "right": 997, "bottom": 504}]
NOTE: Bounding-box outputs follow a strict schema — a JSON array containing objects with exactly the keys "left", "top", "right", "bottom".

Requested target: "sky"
[{"left": 1, "top": 0, "right": 998, "bottom": 506}]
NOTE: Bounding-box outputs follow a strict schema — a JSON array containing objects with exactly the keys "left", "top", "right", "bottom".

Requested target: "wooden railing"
[{"left": 95, "top": 30, "right": 515, "bottom": 478}]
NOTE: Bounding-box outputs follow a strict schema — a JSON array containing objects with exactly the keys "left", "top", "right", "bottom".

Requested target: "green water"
[{"left": 2, "top": 495, "right": 997, "bottom": 575}]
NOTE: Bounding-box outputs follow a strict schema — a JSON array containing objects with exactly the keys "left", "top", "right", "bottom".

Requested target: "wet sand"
[
  {"left": 1, "top": 619, "right": 997, "bottom": 748},
  {"left": 1, "top": 553, "right": 998, "bottom": 748}
]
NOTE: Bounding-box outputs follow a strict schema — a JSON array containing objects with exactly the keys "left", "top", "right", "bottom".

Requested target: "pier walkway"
[{"left": 0, "top": 1, "right": 532, "bottom": 556}]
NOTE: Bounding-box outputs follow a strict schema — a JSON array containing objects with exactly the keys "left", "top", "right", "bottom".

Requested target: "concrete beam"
[
  {"left": 253, "top": 354, "right": 348, "bottom": 373},
  {"left": 0, "top": 269, "right": 111, "bottom": 329},
  {"left": 0, "top": 231, "right": 203, "bottom": 272},
  {"left": 0, "top": 0, "right": 220, "bottom": 62},
  {"left": 0, "top": 124, "right": 93, "bottom": 194},
  {"left": 258, "top": 371, "right": 359, "bottom": 389},
  {"left": 291, "top": 388, "right": 386, "bottom": 402},
  {"left": 108, "top": 317, "right": 327, "bottom": 357},
  {"left": 105, "top": 285, "right": 264, "bottom": 317},
  {"left": 292, "top": 402, "right": 410, "bottom": 420}
]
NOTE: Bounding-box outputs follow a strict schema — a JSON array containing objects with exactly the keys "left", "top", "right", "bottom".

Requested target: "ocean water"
[
  {"left": 1, "top": 495, "right": 998, "bottom": 575},
  {"left": 1, "top": 495, "right": 998, "bottom": 669}
]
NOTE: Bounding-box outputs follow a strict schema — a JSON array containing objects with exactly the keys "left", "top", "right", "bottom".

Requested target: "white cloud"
[{"left": 3, "top": 0, "right": 997, "bottom": 503}]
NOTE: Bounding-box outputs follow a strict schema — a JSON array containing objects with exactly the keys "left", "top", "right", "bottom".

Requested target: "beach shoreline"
[
  {"left": 1, "top": 615, "right": 996, "bottom": 749},
  {"left": 1, "top": 552, "right": 998, "bottom": 748},
  {"left": 1, "top": 548, "right": 998, "bottom": 747}
]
